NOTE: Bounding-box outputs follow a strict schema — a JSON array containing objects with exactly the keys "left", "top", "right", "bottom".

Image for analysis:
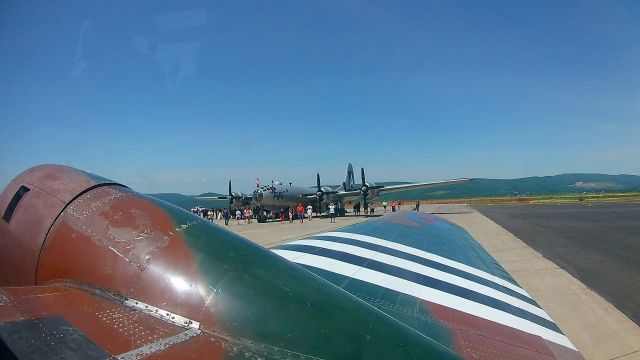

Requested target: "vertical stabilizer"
[{"left": 345, "top": 163, "right": 356, "bottom": 190}]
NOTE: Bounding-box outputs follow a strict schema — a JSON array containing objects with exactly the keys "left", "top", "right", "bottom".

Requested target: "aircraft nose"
[{"left": 253, "top": 189, "right": 263, "bottom": 203}]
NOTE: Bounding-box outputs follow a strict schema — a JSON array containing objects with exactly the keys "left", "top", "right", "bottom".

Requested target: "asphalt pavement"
[{"left": 473, "top": 202, "right": 640, "bottom": 326}]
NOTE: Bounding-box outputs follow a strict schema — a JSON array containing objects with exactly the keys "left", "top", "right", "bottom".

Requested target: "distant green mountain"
[
  {"left": 198, "top": 192, "right": 225, "bottom": 197},
  {"left": 150, "top": 174, "right": 640, "bottom": 209},
  {"left": 378, "top": 173, "right": 640, "bottom": 201}
]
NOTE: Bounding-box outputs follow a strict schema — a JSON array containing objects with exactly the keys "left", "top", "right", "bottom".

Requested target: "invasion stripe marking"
[
  {"left": 305, "top": 235, "right": 536, "bottom": 306},
  {"left": 273, "top": 249, "right": 576, "bottom": 351},
  {"left": 278, "top": 244, "right": 557, "bottom": 332},
  {"left": 319, "top": 231, "right": 530, "bottom": 298},
  {"left": 284, "top": 240, "right": 550, "bottom": 321}
]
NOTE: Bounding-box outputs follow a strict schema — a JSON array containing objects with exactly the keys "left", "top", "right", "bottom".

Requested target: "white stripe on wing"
[
  {"left": 287, "top": 239, "right": 551, "bottom": 321},
  {"left": 273, "top": 249, "right": 576, "bottom": 351},
  {"left": 319, "top": 231, "right": 531, "bottom": 298}
]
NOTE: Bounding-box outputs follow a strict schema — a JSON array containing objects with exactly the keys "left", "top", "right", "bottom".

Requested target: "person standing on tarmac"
[
  {"left": 306, "top": 205, "right": 313, "bottom": 220},
  {"left": 297, "top": 204, "right": 305, "bottom": 223},
  {"left": 329, "top": 203, "right": 336, "bottom": 223},
  {"left": 223, "top": 208, "right": 230, "bottom": 226},
  {"left": 415, "top": 201, "right": 420, "bottom": 212}
]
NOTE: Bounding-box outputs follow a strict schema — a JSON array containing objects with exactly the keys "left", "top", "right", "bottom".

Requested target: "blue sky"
[{"left": 1, "top": 1, "right": 638, "bottom": 194}]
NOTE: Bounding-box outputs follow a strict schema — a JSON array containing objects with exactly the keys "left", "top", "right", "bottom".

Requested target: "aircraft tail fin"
[{"left": 345, "top": 163, "right": 356, "bottom": 190}]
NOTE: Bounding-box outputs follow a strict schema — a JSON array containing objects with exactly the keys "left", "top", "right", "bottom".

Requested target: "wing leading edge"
[
  {"left": 374, "top": 178, "right": 472, "bottom": 194},
  {"left": 335, "top": 178, "right": 473, "bottom": 200}
]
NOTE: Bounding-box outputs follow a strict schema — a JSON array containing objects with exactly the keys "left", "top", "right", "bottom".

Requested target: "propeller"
[
  {"left": 360, "top": 167, "right": 384, "bottom": 214},
  {"left": 360, "top": 168, "right": 369, "bottom": 212},
  {"left": 227, "top": 180, "right": 247, "bottom": 208},
  {"left": 301, "top": 173, "right": 338, "bottom": 215},
  {"left": 316, "top": 173, "right": 324, "bottom": 214}
]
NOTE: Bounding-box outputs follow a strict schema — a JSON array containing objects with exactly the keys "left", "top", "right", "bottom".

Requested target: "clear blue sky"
[{"left": 1, "top": 1, "right": 638, "bottom": 194}]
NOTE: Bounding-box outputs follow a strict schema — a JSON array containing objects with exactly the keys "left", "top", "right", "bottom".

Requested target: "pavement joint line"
[
  {"left": 488, "top": 246, "right": 535, "bottom": 252},
  {"left": 511, "top": 267, "right": 561, "bottom": 273},
  {"left": 609, "top": 349, "right": 640, "bottom": 360}
]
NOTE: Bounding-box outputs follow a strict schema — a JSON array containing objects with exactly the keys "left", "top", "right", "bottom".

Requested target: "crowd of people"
[
  {"left": 190, "top": 204, "right": 336, "bottom": 225},
  {"left": 190, "top": 200, "right": 424, "bottom": 226},
  {"left": 352, "top": 201, "right": 376, "bottom": 216}
]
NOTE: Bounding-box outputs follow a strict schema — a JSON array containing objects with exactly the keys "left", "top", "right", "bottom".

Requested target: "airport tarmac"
[
  {"left": 473, "top": 202, "right": 640, "bottom": 327},
  {"left": 219, "top": 206, "right": 640, "bottom": 360},
  {"left": 437, "top": 204, "right": 640, "bottom": 360}
]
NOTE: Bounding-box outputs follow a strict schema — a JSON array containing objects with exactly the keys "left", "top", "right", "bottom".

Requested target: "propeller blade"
[
  {"left": 228, "top": 180, "right": 232, "bottom": 207},
  {"left": 317, "top": 173, "right": 321, "bottom": 191},
  {"left": 360, "top": 168, "right": 369, "bottom": 210}
]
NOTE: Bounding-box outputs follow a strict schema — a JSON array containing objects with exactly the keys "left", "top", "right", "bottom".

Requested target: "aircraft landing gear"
[
  {"left": 337, "top": 199, "right": 346, "bottom": 217},
  {"left": 255, "top": 206, "right": 268, "bottom": 223}
]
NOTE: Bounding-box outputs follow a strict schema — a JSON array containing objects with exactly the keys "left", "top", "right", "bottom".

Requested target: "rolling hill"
[{"left": 378, "top": 173, "right": 640, "bottom": 201}]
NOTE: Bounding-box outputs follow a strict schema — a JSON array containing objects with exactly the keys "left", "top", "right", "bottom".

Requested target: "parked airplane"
[
  {"left": 249, "top": 163, "right": 471, "bottom": 221},
  {"left": 0, "top": 165, "right": 583, "bottom": 359}
]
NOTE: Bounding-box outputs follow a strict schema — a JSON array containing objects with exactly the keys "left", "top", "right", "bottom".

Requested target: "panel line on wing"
[
  {"left": 116, "top": 328, "right": 201, "bottom": 360},
  {"left": 273, "top": 249, "right": 576, "bottom": 351},
  {"left": 318, "top": 231, "right": 530, "bottom": 298}
]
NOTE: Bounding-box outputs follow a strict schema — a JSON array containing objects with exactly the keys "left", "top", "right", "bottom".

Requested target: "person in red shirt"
[{"left": 297, "top": 204, "right": 305, "bottom": 223}]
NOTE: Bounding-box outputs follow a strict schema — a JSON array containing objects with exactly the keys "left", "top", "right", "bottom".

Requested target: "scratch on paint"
[
  {"left": 203, "top": 286, "right": 218, "bottom": 309},
  {"left": 0, "top": 294, "right": 11, "bottom": 305},
  {"left": 175, "top": 220, "right": 201, "bottom": 232},
  {"left": 68, "top": 188, "right": 126, "bottom": 220}
]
